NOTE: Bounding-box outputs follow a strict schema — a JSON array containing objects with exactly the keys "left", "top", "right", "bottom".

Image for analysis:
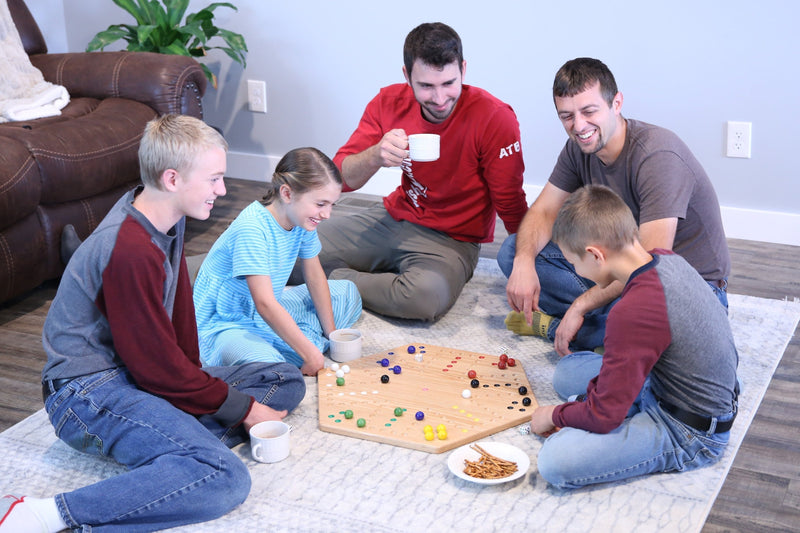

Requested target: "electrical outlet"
[
  {"left": 247, "top": 80, "right": 267, "bottom": 113},
  {"left": 726, "top": 121, "right": 751, "bottom": 158}
]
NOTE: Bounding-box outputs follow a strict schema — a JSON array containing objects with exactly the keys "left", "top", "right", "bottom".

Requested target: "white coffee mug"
[
  {"left": 329, "top": 328, "right": 363, "bottom": 362},
  {"left": 408, "top": 134, "right": 440, "bottom": 162},
  {"left": 250, "top": 420, "right": 291, "bottom": 463}
]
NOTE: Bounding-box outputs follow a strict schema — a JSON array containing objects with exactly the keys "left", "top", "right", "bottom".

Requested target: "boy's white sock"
[
  {"left": 0, "top": 496, "right": 68, "bottom": 533},
  {"left": 27, "top": 498, "right": 67, "bottom": 533}
]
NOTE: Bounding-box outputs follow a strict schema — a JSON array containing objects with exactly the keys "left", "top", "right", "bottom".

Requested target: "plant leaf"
[
  {"left": 199, "top": 3, "right": 238, "bottom": 15},
  {"left": 130, "top": 0, "right": 152, "bottom": 24},
  {"left": 178, "top": 20, "right": 208, "bottom": 45},
  {"left": 214, "top": 45, "right": 247, "bottom": 68},
  {"left": 186, "top": 3, "right": 236, "bottom": 29},
  {"left": 160, "top": 40, "right": 193, "bottom": 57},
  {"left": 199, "top": 63, "right": 217, "bottom": 90},
  {"left": 147, "top": 0, "right": 170, "bottom": 28},
  {"left": 136, "top": 25, "right": 157, "bottom": 47},
  {"left": 183, "top": 11, "right": 216, "bottom": 46},
  {"left": 163, "top": 0, "right": 190, "bottom": 27},
  {"left": 218, "top": 28, "right": 248, "bottom": 53},
  {"left": 111, "top": 0, "right": 147, "bottom": 25},
  {"left": 185, "top": 9, "right": 211, "bottom": 28},
  {"left": 130, "top": 0, "right": 166, "bottom": 26},
  {"left": 89, "top": 0, "right": 244, "bottom": 86},
  {"left": 86, "top": 25, "right": 135, "bottom": 51}
]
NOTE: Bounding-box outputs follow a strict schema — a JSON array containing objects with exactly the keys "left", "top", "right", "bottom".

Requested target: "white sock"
[
  {"left": 26, "top": 498, "right": 67, "bottom": 533},
  {"left": 0, "top": 497, "right": 67, "bottom": 533}
]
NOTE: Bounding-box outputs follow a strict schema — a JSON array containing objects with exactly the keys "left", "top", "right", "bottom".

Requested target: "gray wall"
[
  {"left": 27, "top": 0, "right": 67, "bottom": 52},
  {"left": 39, "top": 1, "right": 800, "bottom": 243}
]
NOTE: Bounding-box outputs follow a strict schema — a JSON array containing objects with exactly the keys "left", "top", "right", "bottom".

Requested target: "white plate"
[{"left": 447, "top": 441, "right": 530, "bottom": 485}]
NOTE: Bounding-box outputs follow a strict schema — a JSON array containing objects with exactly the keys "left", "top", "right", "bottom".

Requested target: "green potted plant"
[{"left": 87, "top": 0, "right": 247, "bottom": 89}]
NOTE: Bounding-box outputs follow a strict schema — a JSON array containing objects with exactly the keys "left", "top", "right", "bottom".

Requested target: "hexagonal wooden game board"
[{"left": 317, "top": 344, "right": 537, "bottom": 453}]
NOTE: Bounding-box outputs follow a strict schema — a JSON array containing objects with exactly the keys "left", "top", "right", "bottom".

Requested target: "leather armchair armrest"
[{"left": 30, "top": 51, "right": 208, "bottom": 118}]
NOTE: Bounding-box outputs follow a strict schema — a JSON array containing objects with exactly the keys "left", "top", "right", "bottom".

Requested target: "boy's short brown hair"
[
  {"left": 138, "top": 114, "right": 228, "bottom": 190},
  {"left": 552, "top": 185, "right": 639, "bottom": 256}
]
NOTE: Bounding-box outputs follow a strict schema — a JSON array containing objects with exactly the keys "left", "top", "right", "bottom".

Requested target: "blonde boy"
[{"left": 2, "top": 115, "right": 305, "bottom": 531}]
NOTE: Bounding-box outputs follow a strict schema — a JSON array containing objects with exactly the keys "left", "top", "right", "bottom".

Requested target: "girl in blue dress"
[{"left": 193, "top": 148, "right": 362, "bottom": 375}]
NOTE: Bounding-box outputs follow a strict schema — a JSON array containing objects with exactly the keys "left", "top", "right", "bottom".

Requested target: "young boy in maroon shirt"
[{"left": 530, "top": 185, "right": 738, "bottom": 489}]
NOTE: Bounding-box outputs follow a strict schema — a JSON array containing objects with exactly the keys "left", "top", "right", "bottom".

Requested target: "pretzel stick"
[{"left": 463, "top": 444, "right": 518, "bottom": 479}]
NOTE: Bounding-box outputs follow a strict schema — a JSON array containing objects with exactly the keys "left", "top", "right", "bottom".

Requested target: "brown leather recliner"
[{"left": 0, "top": 0, "right": 207, "bottom": 304}]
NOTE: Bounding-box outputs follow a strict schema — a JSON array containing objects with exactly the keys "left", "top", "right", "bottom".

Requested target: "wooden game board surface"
[{"left": 317, "top": 344, "right": 538, "bottom": 453}]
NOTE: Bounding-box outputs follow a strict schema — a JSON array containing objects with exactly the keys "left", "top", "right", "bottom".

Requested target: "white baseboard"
[
  {"left": 226, "top": 151, "right": 282, "bottom": 183},
  {"left": 227, "top": 152, "right": 800, "bottom": 247},
  {"left": 720, "top": 207, "right": 800, "bottom": 246}
]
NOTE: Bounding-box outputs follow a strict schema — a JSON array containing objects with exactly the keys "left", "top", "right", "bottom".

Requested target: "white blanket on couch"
[{"left": 0, "top": 0, "right": 69, "bottom": 123}]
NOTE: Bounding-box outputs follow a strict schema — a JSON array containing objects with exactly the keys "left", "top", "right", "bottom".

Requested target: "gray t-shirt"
[{"left": 548, "top": 119, "right": 730, "bottom": 281}]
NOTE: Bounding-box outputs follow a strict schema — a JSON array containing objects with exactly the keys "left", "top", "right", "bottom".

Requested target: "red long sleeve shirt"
[{"left": 334, "top": 84, "right": 528, "bottom": 243}]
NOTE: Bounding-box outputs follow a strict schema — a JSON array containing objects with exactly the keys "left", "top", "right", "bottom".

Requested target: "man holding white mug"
[{"left": 301, "top": 22, "right": 527, "bottom": 321}]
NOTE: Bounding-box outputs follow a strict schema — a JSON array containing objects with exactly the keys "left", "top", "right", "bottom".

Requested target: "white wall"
[
  {"left": 46, "top": 0, "right": 800, "bottom": 245},
  {"left": 26, "top": 0, "right": 67, "bottom": 52}
]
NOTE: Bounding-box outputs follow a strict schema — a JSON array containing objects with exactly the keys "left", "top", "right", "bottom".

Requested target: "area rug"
[{"left": 1, "top": 259, "right": 798, "bottom": 532}]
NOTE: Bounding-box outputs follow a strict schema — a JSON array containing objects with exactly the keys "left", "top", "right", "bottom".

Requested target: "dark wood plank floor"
[{"left": 1, "top": 178, "right": 798, "bottom": 531}]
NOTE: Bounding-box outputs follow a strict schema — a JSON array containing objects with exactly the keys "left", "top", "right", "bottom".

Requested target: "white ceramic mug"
[
  {"left": 250, "top": 420, "right": 291, "bottom": 463},
  {"left": 329, "top": 328, "right": 363, "bottom": 362},
  {"left": 408, "top": 134, "right": 440, "bottom": 162}
]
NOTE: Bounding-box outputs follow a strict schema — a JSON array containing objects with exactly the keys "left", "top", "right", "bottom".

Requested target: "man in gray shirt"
[{"left": 499, "top": 57, "right": 729, "bottom": 356}]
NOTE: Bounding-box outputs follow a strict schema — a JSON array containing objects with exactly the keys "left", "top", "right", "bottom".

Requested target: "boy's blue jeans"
[
  {"left": 497, "top": 235, "right": 728, "bottom": 351},
  {"left": 43, "top": 362, "right": 305, "bottom": 532},
  {"left": 539, "top": 352, "right": 733, "bottom": 489}
]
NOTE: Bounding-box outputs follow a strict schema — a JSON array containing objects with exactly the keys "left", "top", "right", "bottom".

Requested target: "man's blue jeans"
[
  {"left": 538, "top": 361, "right": 734, "bottom": 489},
  {"left": 44, "top": 362, "right": 305, "bottom": 531},
  {"left": 497, "top": 234, "right": 728, "bottom": 350},
  {"left": 498, "top": 235, "right": 611, "bottom": 350}
]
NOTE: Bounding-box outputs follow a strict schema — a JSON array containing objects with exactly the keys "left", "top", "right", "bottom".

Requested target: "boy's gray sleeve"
[{"left": 212, "top": 387, "right": 253, "bottom": 427}]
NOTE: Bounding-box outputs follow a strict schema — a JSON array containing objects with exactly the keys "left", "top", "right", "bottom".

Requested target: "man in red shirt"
[{"left": 307, "top": 22, "right": 527, "bottom": 321}]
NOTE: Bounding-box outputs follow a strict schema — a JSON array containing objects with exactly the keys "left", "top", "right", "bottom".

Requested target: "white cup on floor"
[
  {"left": 250, "top": 420, "right": 291, "bottom": 463},
  {"left": 329, "top": 328, "right": 363, "bottom": 362}
]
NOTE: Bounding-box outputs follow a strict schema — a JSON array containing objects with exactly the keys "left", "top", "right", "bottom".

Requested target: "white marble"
[{"left": 1, "top": 259, "right": 798, "bottom": 533}]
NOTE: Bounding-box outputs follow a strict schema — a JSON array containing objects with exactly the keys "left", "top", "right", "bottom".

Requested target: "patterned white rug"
[{"left": 2, "top": 259, "right": 798, "bottom": 532}]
